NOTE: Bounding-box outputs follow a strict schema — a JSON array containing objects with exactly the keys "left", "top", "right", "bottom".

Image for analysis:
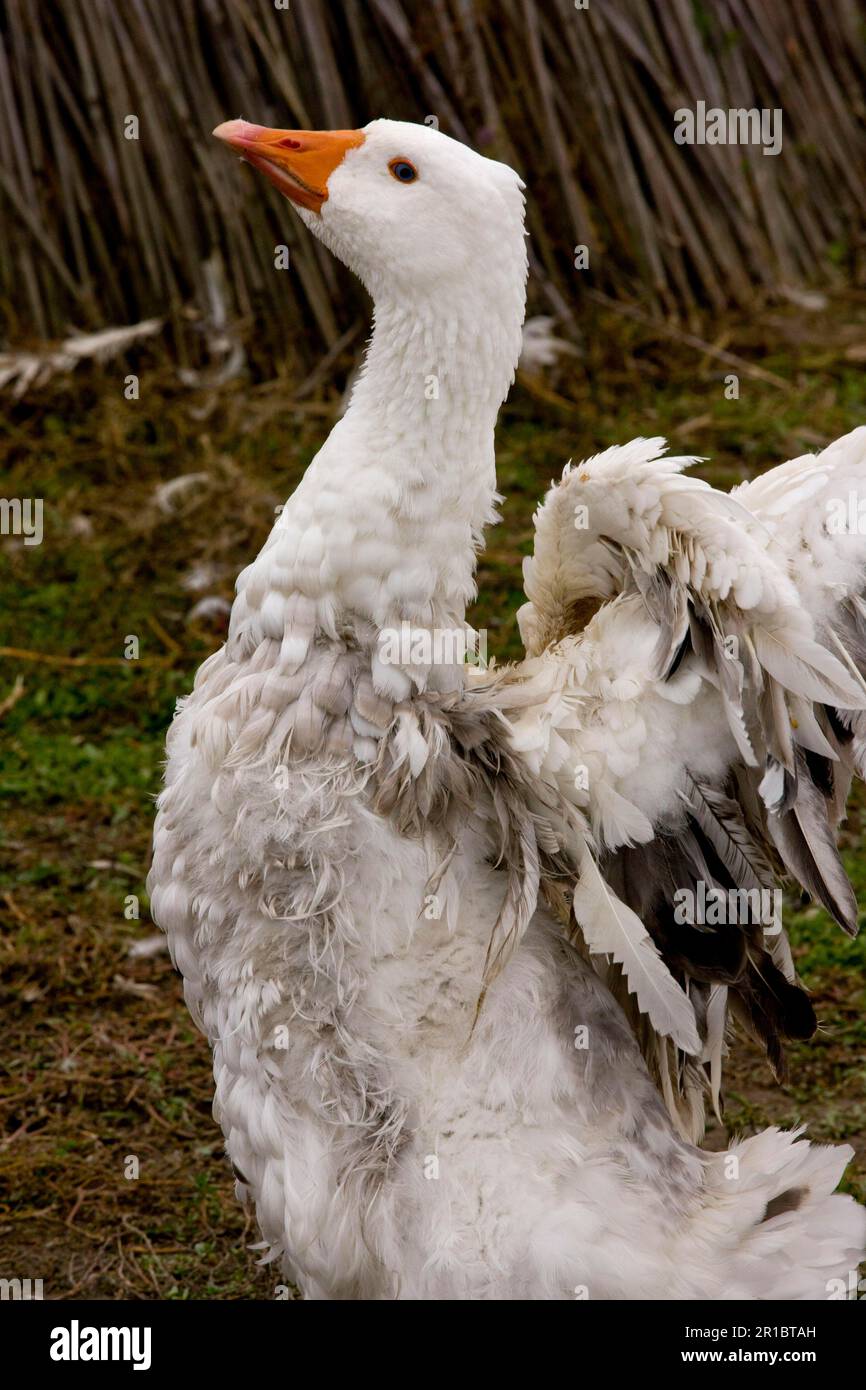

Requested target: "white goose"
[{"left": 149, "top": 117, "right": 866, "bottom": 1299}]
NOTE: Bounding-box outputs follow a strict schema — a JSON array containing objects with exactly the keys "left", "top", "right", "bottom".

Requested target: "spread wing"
[{"left": 514, "top": 433, "right": 866, "bottom": 1137}]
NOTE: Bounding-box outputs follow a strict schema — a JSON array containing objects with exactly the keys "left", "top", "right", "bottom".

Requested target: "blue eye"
[{"left": 389, "top": 158, "right": 418, "bottom": 183}]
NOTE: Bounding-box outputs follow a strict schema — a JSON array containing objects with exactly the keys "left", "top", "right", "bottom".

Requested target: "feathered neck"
[{"left": 232, "top": 259, "right": 527, "bottom": 694}]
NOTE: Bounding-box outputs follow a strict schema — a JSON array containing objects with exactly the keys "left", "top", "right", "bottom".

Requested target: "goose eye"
[{"left": 388, "top": 158, "right": 418, "bottom": 183}]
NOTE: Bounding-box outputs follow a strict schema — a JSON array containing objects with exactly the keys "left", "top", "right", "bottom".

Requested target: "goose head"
[{"left": 213, "top": 117, "right": 527, "bottom": 309}]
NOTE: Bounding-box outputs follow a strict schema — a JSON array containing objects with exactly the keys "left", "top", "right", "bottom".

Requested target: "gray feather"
[
  {"left": 678, "top": 775, "right": 775, "bottom": 893},
  {"left": 767, "top": 757, "right": 859, "bottom": 936}
]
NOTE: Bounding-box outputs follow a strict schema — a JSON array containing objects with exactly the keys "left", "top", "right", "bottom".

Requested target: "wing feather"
[
  {"left": 518, "top": 431, "right": 866, "bottom": 1132},
  {"left": 572, "top": 842, "right": 700, "bottom": 1055}
]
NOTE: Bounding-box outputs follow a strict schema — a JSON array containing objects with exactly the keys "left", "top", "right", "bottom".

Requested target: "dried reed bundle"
[{"left": 2, "top": 0, "right": 864, "bottom": 371}]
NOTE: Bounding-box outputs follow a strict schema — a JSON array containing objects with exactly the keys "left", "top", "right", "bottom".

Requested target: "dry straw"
[{"left": 2, "top": 0, "right": 865, "bottom": 370}]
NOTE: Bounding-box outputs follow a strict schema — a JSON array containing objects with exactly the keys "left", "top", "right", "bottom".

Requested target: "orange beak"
[{"left": 213, "top": 120, "right": 364, "bottom": 212}]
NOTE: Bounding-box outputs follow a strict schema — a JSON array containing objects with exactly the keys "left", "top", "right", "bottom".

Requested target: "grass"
[{"left": 2, "top": 297, "right": 866, "bottom": 1297}]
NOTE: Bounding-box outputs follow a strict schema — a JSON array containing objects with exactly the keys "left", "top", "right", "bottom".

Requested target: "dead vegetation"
[{"left": 3, "top": 0, "right": 866, "bottom": 368}]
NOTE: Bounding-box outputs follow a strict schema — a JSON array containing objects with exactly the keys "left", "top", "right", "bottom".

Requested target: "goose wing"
[{"left": 514, "top": 435, "right": 866, "bottom": 1135}]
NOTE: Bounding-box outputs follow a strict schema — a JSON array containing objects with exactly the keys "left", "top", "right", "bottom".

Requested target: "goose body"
[{"left": 149, "top": 118, "right": 866, "bottom": 1298}]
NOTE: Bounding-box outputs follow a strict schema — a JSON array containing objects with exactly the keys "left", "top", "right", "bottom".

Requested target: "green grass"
[{"left": 2, "top": 297, "right": 866, "bottom": 1296}]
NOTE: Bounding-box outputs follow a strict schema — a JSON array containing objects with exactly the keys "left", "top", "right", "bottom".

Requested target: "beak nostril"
[{"left": 214, "top": 123, "right": 365, "bottom": 210}]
